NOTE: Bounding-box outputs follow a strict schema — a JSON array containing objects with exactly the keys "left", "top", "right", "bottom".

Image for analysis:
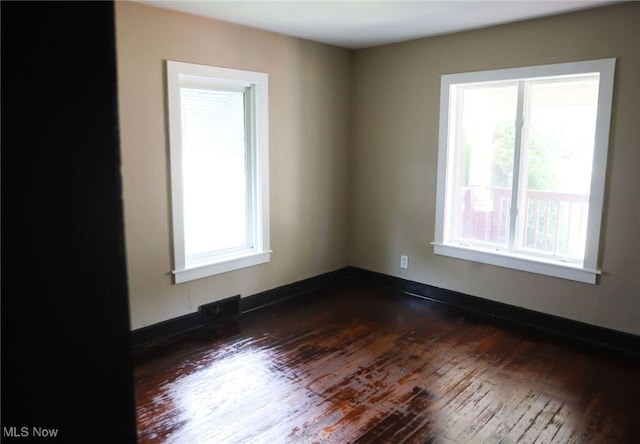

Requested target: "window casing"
[
  {"left": 433, "top": 59, "right": 615, "bottom": 284},
  {"left": 167, "top": 61, "right": 270, "bottom": 283}
]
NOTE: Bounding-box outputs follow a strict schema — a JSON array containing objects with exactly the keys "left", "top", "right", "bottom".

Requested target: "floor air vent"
[{"left": 199, "top": 295, "right": 241, "bottom": 326}]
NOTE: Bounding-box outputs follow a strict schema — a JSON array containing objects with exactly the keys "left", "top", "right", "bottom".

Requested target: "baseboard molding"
[
  {"left": 132, "top": 265, "right": 639, "bottom": 356},
  {"left": 132, "top": 312, "right": 201, "bottom": 348},
  {"left": 240, "top": 267, "right": 350, "bottom": 313},
  {"left": 345, "top": 266, "right": 640, "bottom": 356},
  {"left": 132, "top": 268, "right": 350, "bottom": 348}
]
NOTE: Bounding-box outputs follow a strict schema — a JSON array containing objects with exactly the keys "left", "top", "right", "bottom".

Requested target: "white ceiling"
[{"left": 136, "top": 0, "right": 620, "bottom": 49}]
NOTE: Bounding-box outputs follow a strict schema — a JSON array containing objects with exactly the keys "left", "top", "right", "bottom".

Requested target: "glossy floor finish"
[{"left": 134, "top": 283, "right": 640, "bottom": 443}]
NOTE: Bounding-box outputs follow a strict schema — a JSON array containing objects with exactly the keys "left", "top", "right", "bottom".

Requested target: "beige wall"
[
  {"left": 115, "top": 2, "right": 352, "bottom": 329},
  {"left": 350, "top": 3, "right": 640, "bottom": 335},
  {"left": 117, "top": 1, "right": 639, "bottom": 336}
]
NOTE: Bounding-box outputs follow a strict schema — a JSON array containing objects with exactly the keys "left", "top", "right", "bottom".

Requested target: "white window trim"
[
  {"left": 433, "top": 58, "right": 615, "bottom": 284},
  {"left": 166, "top": 61, "right": 271, "bottom": 283}
]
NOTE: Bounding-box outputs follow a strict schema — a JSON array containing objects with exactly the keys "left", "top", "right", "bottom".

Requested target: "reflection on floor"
[{"left": 134, "top": 282, "right": 640, "bottom": 443}]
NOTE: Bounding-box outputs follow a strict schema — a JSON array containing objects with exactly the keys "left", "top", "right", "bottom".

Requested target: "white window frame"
[
  {"left": 433, "top": 59, "right": 615, "bottom": 284},
  {"left": 166, "top": 61, "right": 270, "bottom": 283}
]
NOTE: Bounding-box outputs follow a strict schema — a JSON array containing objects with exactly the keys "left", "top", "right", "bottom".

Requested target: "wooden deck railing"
[{"left": 458, "top": 187, "right": 589, "bottom": 257}]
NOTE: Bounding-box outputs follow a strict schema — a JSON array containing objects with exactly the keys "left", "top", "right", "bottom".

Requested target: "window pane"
[
  {"left": 450, "top": 84, "right": 517, "bottom": 248},
  {"left": 521, "top": 77, "right": 598, "bottom": 259},
  {"left": 180, "top": 87, "right": 248, "bottom": 259}
]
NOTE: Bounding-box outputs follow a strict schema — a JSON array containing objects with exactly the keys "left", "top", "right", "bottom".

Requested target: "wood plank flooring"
[{"left": 134, "top": 282, "right": 640, "bottom": 443}]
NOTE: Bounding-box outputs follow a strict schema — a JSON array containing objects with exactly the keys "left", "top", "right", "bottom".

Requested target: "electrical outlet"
[{"left": 400, "top": 255, "right": 408, "bottom": 269}]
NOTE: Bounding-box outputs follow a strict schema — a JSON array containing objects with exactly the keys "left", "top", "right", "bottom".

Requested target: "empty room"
[
  {"left": 115, "top": 1, "right": 640, "bottom": 442},
  {"left": 3, "top": 1, "right": 638, "bottom": 443},
  {"left": 117, "top": 1, "right": 640, "bottom": 442}
]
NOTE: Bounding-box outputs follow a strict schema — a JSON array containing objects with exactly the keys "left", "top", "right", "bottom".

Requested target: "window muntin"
[
  {"left": 167, "top": 61, "right": 270, "bottom": 283},
  {"left": 434, "top": 59, "right": 615, "bottom": 284}
]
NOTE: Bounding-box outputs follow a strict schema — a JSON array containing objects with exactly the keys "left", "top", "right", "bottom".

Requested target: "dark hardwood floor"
[{"left": 134, "top": 282, "right": 640, "bottom": 443}]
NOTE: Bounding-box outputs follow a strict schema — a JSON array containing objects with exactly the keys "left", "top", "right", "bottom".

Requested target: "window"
[
  {"left": 433, "top": 59, "right": 615, "bottom": 284},
  {"left": 166, "top": 61, "right": 270, "bottom": 283}
]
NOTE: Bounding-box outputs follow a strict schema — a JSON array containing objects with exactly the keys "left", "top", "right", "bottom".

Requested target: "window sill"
[
  {"left": 173, "top": 250, "right": 271, "bottom": 283},
  {"left": 432, "top": 242, "right": 600, "bottom": 284}
]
